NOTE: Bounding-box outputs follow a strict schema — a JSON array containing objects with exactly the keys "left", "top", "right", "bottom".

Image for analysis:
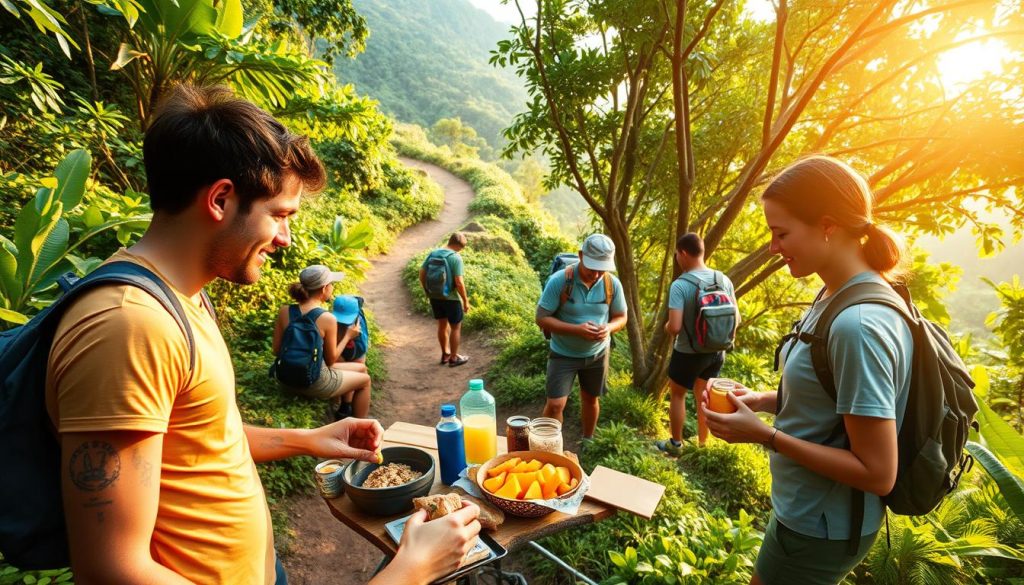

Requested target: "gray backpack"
[
  {"left": 679, "top": 271, "right": 737, "bottom": 352},
  {"left": 775, "top": 281, "right": 978, "bottom": 553},
  {"left": 425, "top": 250, "right": 455, "bottom": 298}
]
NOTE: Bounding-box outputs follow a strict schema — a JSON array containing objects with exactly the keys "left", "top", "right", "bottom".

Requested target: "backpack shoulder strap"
[
  {"left": 288, "top": 304, "right": 302, "bottom": 322},
  {"left": 56, "top": 261, "right": 197, "bottom": 371},
  {"left": 805, "top": 281, "right": 913, "bottom": 404},
  {"left": 602, "top": 273, "right": 613, "bottom": 306},
  {"left": 306, "top": 307, "right": 327, "bottom": 323},
  {"left": 558, "top": 265, "right": 575, "bottom": 309}
]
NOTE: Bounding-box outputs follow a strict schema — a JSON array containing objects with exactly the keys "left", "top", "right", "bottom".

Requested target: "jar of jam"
[
  {"left": 527, "top": 417, "right": 563, "bottom": 453},
  {"left": 506, "top": 415, "right": 531, "bottom": 452}
]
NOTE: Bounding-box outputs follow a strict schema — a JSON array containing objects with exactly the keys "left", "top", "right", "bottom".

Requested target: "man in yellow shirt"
[{"left": 45, "top": 84, "right": 479, "bottom": 585}]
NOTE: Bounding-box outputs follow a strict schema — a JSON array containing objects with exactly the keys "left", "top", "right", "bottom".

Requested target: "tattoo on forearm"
[
  {"left": 261, "top": 435, "right": 284, "bottom": 451},
  {"left": 69, "top": 441, "right": 120, "bottom": 491},
  {"left": 131, "top": 448, "right": 153, "bottom": 488}
]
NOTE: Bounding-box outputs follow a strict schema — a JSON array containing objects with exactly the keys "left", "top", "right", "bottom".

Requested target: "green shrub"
[
  {"left": 599, "top": 386, "right": 667, "bottom": 437},
  {"left": 678, "top": 441, "right": 773, "bottom": 517}
]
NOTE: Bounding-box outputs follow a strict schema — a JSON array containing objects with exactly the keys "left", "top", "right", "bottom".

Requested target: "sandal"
[
  {"left": 440, "top": 352, "right": 450, "bottom": 365},
  {"left": 448, "top": 355, "right": 469, "bottom": 367}
]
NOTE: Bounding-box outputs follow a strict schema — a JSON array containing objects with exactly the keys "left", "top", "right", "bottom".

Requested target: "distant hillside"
[{"left": 335, "top": 0, "right": 528, "bottom": 148}]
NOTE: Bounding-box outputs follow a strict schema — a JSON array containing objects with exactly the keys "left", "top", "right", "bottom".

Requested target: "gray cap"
[
  {"left": 299, "top": 265, "right": 345, "bottom": 290},
  {"left": 580, "top": 234, "right": 616, "bottom": 272}
]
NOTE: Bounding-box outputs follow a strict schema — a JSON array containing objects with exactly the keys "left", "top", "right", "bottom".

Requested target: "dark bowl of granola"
[{"left": 341, "top": 446, "right": 435, "bottom": 516}]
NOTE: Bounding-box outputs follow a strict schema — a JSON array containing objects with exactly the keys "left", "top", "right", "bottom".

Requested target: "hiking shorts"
[
  {"left": 546, "top": 350, "right": 609, "bottom": 399},
  {"left": 754, "top": 514, "right": 877, "bottom": 585},
  {"left": 278, "top": 364, "right": 343, "bottom": 400},
  {"left": 668, "top": 350, "right": 724, "bottom": 389},
  {"left": 430, "top": 299, "right": 464, "bottom": 325}
]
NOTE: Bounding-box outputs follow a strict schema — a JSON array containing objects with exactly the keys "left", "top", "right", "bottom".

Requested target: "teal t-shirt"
[
  {"left": 667, "top": 268, "right": 736, "bottom": 354},
  {"left": 772, "top": 271, "right": 913, "bottom": 539},
  {"left": 422, "top": 248, "right": 464, "bottom": 301},
  {"left": 537, "top": 268, "right": 627, "bottom": 358}
]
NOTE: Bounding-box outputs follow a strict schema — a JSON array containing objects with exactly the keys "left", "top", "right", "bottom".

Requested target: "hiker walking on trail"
[
  {"left": 271, "top": 265, "right": 372, "bottom": 421},
  {"left": 536, "top": 234, "right": 627, "bottom": 441},
  {"left": 37, "top": 84, "right": 477, "bottom": 585},
  {"left": 419, "top": 232, "right": 471, "bottom": 367},
  {"left": 703, "top": 156, "right": 941, "bottom": 585},
  {"left": 656, "top": 233, "right": 739, "bottom": 454}
]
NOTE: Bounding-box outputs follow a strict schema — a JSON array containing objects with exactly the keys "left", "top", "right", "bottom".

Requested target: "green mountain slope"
[{"left": 335, "top": 0, "right": 527, "bottom": 147}]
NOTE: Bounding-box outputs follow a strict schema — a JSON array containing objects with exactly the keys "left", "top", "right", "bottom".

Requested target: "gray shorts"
[
  {"left": 278, "top": 364, "right": 343, "bottom": 400},
  {"left": 545, "top": 350, "right": 609, "bottom": 399},
  {"left": 755, "top": 514, "right": 877, "bottom": 585}
]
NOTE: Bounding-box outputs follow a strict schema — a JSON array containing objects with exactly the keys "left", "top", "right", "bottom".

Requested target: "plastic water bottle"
[
  {"left": 436, "top": 404, "right": 467, "bottom": 485},
  {"left": 460, "top": 379, "right": 497, "bottom": 464}
]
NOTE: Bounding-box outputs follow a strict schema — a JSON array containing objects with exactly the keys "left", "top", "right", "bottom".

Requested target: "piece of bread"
[
  {"left": 412, "top": 492, "right": 492, "bottom": 567},
  {"left": 412, "top": 493, "right": 463, "bottom": 521},
  {"left": 451, "top": 487, "right": 505, "bottom": 531}
]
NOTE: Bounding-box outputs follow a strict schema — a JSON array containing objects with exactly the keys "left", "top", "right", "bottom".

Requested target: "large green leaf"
[
  {"left": 971, "top": 365, "right": 1024, "bottom": 475},
  {"left": 13, "top": 196, "right": 59, "bottom": 284},
  {"left": 0, "top": 238, "right": 20, "bottom": 305},
  {"left": 52, "top": 149, "right": 91, "bottom": 211},
  {"left": 0, "top": 307, "right": 28, "bottom": 325},
  {"left": 28, "top": 218, "right": 70, "bottom": 290},
  {"left": 135, "top": 0, "right": 240, "bottom": 42},
  {"left": 965, "top": 442, "right": 1024, "bottom": 525}
]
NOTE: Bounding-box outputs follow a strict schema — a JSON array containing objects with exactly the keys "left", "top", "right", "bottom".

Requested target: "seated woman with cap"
[{"left": 272, "top": 265, "right": 372, "bottom": 420}]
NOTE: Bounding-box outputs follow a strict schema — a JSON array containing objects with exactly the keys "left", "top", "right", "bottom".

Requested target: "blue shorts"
[
  {"left": 275, "top": 554, "right": 288, "bottom": 585},
  {"left": 667, "top": 350, "right": 723, "bottom": 389},
  {"left": 430, "top": 298, "right": 464, "bottom": 325}
]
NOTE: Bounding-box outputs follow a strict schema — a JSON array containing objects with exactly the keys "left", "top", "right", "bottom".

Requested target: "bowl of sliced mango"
[{"left": 475, "top": 450, "right": 583, "bottom": 518}]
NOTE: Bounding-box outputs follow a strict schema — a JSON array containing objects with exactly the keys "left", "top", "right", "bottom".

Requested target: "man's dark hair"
[
  {"left": 143, "top": 84, "right": 326, "bottom": 215},
  {"left": 676, "top": 232, "right": 704, "bottom": 257},
  {"left": 448, "top": 232, "right": 467, "bottom": 247}
]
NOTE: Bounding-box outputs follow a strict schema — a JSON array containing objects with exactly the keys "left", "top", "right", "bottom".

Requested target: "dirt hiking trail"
[{"left": 280, "top": 158, "right": 506, "bottom": 584}]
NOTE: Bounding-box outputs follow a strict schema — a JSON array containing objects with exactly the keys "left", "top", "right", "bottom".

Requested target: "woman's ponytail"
[
  {"left": 288, "top": 282, "right": 311, "bottom": 303},
  {"left": 861, "top": 223, "right": 907, "bottom": 284}
]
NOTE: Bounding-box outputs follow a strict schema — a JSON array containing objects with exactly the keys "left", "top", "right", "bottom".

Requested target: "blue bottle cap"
[
  {"left": 468, "top": 379, "right": 484, "bottom": 391},
  {"left": 440, "top": 404, "right": 456, "bottom": 417}
]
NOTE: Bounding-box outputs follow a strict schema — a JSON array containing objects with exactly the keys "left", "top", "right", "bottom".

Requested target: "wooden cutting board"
[{"left": 584, "top": 465, "right": 665, "bottom": 519}]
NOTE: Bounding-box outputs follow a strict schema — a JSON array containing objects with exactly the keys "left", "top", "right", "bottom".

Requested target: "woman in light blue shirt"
[{"left": 703, "top": 156, "right": 913, "bottom": 585}]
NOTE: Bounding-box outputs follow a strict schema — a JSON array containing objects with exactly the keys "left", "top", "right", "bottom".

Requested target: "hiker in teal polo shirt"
[
  {"left": 536, "top": 234, "right": 628, "bottom": 441},
  {"left": 419, "top": 232, "right": 470, "bottom": 367}
]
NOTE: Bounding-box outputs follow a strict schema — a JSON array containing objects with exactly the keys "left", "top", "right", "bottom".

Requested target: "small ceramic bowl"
[{"left": 341, "top": 446, "right": 435, "bottom": 516}]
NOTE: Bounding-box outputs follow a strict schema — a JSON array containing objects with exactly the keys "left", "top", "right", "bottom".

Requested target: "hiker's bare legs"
[
  {"left": 580, "top": 391, "right": 600, "bottom": 438},
  {"left": 668, "top": 379, "right": 689, "bottom": 443},
  {"left": 542, "top": 396, "right": 568, "bottom": 423},
  {"left": 694, "top": 378, "right": 710, "bottom": 446},
  {"left": 449, "top": 321, "right": 463, "bottom": 360},
  {"left": 330, "top": 368, "right": 372, "bottom": 418},
  {"left": 436, "top": 319, "right": 450, "bottom": 357},
  {"left": 334, "top": 361, "right": 368, "bottom": 374}
]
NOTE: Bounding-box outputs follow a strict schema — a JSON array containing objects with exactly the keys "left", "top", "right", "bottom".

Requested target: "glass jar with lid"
[
  {"left": 506, "top": 415, "right": 531, "bottom": 452},
  {"left": 527, "top": 417, "right": 563, "bottom": 453}
]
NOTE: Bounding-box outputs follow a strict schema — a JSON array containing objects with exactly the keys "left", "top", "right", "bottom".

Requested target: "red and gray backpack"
[{"left": 678, "top": 271, "right": 737, "bottom": 352}]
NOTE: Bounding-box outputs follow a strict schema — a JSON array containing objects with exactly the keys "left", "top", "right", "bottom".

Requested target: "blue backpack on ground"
[
  {"left": 0, "top": 261, "right": 198, "bottom": 570},
  {"left": 270, "top": 306, "right": 326, "bottom": 387},
  {"left": 340, "top": 296, "right": 370, "bottom": 362},
  {"left": 679, "top": 271, "right": 737, "bottom": 353},
  {"left": 424, "top": 249, "right": 456, "bottom": 298}
]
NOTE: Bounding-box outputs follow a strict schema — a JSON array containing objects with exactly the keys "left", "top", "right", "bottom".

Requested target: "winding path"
[{"left": 279, "top": 158, "right": 499, "bottom": 584}]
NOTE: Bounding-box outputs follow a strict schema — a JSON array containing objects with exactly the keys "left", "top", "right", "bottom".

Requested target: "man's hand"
[
  {"left": 377, "top": 503, "right": 481, "bottom": 584},
  {"left": 578, "top": 321, "right": 608, "bottom": 341},
  {"left": 306, "top": 418, "right": 384, "bottom": 462},
  {"left": 463, "top": 299, "right": 471, "bottom": 313}
]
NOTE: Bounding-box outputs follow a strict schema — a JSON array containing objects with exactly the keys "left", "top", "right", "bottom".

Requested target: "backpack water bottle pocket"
[{"left": 889, "top": 408, "right": 958, "bottom": 515}]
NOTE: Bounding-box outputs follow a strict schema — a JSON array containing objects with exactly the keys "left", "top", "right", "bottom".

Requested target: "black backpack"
[
  {"left": 269, "top": 306, "right": 326, "bottom": 387},
  {"left": 0, "top": 262, "right": 199, "bottom": 569},
  {"left": 775, "top": 280, "right": 978, "bottom": 552}
]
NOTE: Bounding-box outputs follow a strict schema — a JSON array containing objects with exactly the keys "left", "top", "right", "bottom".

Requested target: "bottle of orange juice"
[{"left": 460, "top": 379, "right": 496, "bottom": 464}]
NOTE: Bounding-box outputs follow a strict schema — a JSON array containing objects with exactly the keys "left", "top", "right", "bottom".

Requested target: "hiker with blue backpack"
[
  {"left": 702, "top": 156, "right": 976, "bottom": 585},
  {"left": 7, "top": 84, "right": 479, "bottom": 585},
  {"left": 332, "top": 294, "right": 371, "bottom": 366},
  {"left": 536, "top": 234, "right": 628, "bottom": 442},
  {"left": 419, "top": 232, "right": 471, "bottom": 367},
  {"left": 656, "top": 232, "right": 739, "bottom": 454},
  {"left": 271, "top": 265, "right": 372, "bottom": 421}
]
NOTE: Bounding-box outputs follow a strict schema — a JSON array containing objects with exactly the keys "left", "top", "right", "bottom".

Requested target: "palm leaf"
[{"left": 966, "top": 441, "right": 1024, "bottom": 525}]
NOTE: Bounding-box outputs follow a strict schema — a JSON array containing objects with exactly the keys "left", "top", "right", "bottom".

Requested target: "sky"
[{"left": 466, "top": 0, "right": 534, "bottom": 24}]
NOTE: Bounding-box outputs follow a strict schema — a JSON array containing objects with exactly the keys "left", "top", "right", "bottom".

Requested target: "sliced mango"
[
  {"left": 488, "top": 457, "right": 520, "bottom": 477},
  {"left": 518, "top": 478, "right": 540, "bottom": 499},
  {"left": 523, "top": 480, "right": 543, "bottom": 500},
  {"left": 483, "top": 471, "right": 507, "bottom": 493},
  {"left": 494, "top": 474, "right": 521, "bottom": 499},
  {"left": 569, "top": 477, "right": 578, "bottom": 489},
  {"left": 555, "top": 466, "right": 571, "bottom": 485},
  {"left": 522, "top": 459, "right": 543, "bottom": 472},
  {"left": 541, "top": 480, "right": 558, "bottom": 499},
  {"left": 539, "top": 463, "right": 557, "bottom": 481},
  {"left": 509, "top": 471, "right": 538, "bottom": 492}
]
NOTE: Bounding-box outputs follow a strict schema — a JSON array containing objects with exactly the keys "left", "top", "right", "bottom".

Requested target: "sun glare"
[{"left": 936, "top": 39, "right": 1011, "bottom": 88}]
